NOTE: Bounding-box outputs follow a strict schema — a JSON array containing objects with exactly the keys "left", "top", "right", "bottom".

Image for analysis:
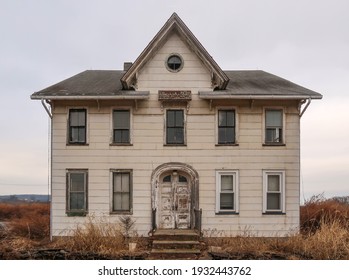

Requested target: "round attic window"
[{"left": 166, "top": 54, "right": 183, "bottom": 72}]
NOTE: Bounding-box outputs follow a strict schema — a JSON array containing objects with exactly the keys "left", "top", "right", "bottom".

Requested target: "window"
[
  {"left": 263, "top": 170, "right": 285, "bottom": 213},
  {"left": 265, "top": 109, "right": 283, "bottom": 144},
  {"left": 218, "top": 109, "right": 235, "bottom": 144},
  {"left": 66, "top": 170, "right": 88, "bottom": 215},
  {"left": 112, "top": 171, "right": 132, "bottom": 213},
  {"left": 166, "top": 54, "right": 183, "bottom": 72},
  {"left": 216, "top": 171, "right": 239, "bottom": 213},
  {"left": 113, "top": 110, "right": 130, "bottom": 144},
  {"left": 68, "top": 109, "right": 86, "bottom": 144},
  {"left": 166, "top": 109, "right": 185, "bottom": 145}
]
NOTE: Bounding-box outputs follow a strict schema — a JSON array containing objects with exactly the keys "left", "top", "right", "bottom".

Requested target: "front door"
[{"left": 159, "top": 171, "right": 191, "bottom": 229}]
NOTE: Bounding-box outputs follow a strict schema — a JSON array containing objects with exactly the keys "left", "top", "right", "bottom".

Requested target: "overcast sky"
[{"left": 0, "top": 0, "right": 348, "bottom": 200}]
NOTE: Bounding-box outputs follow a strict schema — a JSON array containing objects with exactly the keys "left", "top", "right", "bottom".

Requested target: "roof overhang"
[
  {"left": 30, "top": 91, "right": 150, "bottom": 100},
  {"left": 199, "top": 91, "right": 323, "bottom": 100}
]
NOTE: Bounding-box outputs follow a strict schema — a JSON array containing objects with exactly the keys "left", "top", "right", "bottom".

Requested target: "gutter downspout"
[
  {"left": 41, "top": 99, "right": 52, "bottom": 119},
  {"left": 300, "top": 97, "right": 311, "bottom": 118}
]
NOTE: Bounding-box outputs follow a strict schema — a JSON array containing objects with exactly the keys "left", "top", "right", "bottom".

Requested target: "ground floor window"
[
  {"left": 216, "top": 170, "right": 239, "bottom": 213},
  {"left": 66, "top": 169, "right": 88, "bottom": 216},
  {"left": 112, "top": 170, "right": 132, "bottom": 213},
  {"left": 263, "top": 170, "right": 285, "bottom": 213}
]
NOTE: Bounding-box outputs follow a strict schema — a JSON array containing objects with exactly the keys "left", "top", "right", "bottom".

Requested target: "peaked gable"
[{"left": 121, "top": 13, "right": 229, "bottom": 90}]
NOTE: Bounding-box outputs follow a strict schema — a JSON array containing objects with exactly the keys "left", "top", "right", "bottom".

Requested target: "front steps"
[{"left": 149, "top": 229, "right": 203, "bottom": 259}]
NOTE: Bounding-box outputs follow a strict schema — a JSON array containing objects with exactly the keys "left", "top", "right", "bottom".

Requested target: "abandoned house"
[{"left": 31, "top": 13, "right": 322, "bottom": 238}]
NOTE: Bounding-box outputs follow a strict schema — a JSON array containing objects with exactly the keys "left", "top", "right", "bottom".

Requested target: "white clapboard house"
[{"left": 31, "top": 13, "right": 322, "bottom": 238}]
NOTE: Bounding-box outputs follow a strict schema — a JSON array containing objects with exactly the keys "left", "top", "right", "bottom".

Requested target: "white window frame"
[
  {"left": 110, "top": 107, "right": 133, "bottom": 145},
  {"left": 164, "top": 108, "right": 187, "bottom": 145},
  {"left": 263, "top": 170, "right": 286, "bottom": 213},
  {"left": 215, "top": 107, "right": 238, "bottom": 145},
  {"left": 215, "top": 170, "right": 239, "bottom": 213},
  {"left": 263, "top": 107, "right": 285, "bottom": 145}
]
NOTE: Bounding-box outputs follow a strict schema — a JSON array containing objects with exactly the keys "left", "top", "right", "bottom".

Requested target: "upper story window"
[
  {"left": 113, "top": 110, "right": 131, "bottom": 144},
  {"left": 166, "top": 109, "right": 185, "bottom": 145},
  {"left": 68, "top": 109, "right": 86, "bottom": 144},
  {"left": 66, "top": 169, "right": 88, "bottom": 216},
  {"left": 265, "top": 109, "right": 283, "bottom": 144},
  {"left": 218, "top": 109, "right": 236, "bottom": 144},
  {"left": 166, "top": 54, "right": 183, "bottom": 72}
]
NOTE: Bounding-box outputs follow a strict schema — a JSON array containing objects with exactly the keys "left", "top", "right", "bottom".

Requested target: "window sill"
[
  {"left": 164, "top": 144, "right": 187, "bottom": 147},
  {"left": 66, "top": 212, "right": 87, "bottom": 217},
  {"left": 110, "top": 143, "right": 133, "bottom": 146},
  {"left": 215, "top": 143, "right": 239, "bottom": 147},
  {"left": 262, "top": 143, "right": 286, "bottom": 147},
  {"left": 262, "top": 212, "right": 286, "bottom": 215},
  {"left": 110, "top": 211, "right": 133, "bottom": 215},
  {"left": 66, "top": 143, "right": 89, "bottom": 146},
  {"left": 215, "top": 211, "right": 239, "bottom": 215}
]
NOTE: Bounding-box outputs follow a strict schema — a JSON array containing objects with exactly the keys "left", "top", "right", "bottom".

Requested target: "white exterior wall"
[{"left": 50, "top": 33, "right": 300, "bottom": 237}]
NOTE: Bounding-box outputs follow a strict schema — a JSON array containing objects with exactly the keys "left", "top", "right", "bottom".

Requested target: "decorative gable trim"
[{"left": 121, "top": 13, "right": 229, "bottom": 90}]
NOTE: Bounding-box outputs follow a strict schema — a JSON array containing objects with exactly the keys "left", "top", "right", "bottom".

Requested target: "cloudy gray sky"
[{"left": 0, "top": 0, "right": 348, "bottom": 199}]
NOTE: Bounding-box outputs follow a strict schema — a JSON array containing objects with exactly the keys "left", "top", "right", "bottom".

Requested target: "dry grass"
[
  {"left": 0, "top": 202, "right": 49, "bottom": 239},
  {"left": 52, "top": 216, "right": 149, "bottom": 258},
  {"left": 205, "top": 195, "right": 349, "bottom": 260}
]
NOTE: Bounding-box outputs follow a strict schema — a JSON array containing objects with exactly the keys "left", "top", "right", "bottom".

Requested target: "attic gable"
[{"left": 121, "top": 13, "right": 229, "bottom": 90}]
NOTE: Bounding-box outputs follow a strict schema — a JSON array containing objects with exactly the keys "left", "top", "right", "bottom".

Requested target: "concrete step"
[
  {"left": 152, "top": 229, "right": 200, "bottom": 241},
  {"left": 152, "top": 240, "right": 201, "bottom": 250},
  {"left": 151, "top": 249, "right": 201, "bottom": 254}
]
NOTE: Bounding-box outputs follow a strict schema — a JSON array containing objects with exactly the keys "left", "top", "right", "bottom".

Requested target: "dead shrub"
[
  {"left": 53, "top": 216, "right": 142, "bottom": 257},
  {"left": 301, "top": 194, "right": 349, "bottom": 234}
]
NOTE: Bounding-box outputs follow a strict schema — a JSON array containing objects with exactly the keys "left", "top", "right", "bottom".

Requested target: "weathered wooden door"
[{"left": 159, "top": 172, "right": 191, "bottom": 229}]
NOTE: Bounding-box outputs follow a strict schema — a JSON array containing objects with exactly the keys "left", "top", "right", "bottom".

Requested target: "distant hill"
[{"left": 0, "top": 194, "right": 50, "bottom": 203}]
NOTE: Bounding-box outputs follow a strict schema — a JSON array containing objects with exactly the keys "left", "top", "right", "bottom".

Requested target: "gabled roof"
[{"left": 120, "top": 13, "right": 230, "bottom": 90}]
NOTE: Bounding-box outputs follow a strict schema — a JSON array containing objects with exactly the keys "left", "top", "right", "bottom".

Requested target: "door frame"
[{"left": 151, "top": 162, "right": 199, "bottom": 230}]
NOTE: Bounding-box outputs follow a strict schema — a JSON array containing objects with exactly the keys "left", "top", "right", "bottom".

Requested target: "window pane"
[
  {"left": 267, "top": 193, "right": 280, "bottom": 210},
  {"left": 221, "top": 175, "right": 234, "bottom": 191},
  {"left": 226, "top": 111, "right": 235, "bottom": 127},
  {"left": 114, "top": 174, "right": 122, "bottom": 192},
  {"left": 122, "top": 173, "right": 130, "bottom": 192},
  {"left": 175, "top": 110, "right": 184, "bottom": 127},
  {"left": 70, "top": 173, "right": 85, "bottom": 192},
  {"left": 266, "top": 110, "right": 282, "bottom": 127},
  {"left": 220, "top": 193, "right": 234, "bottom": 209},
  {"left": 114, "top": 130, "right": 130, "bottom": 143},
  {"left": 219, "top": 127, "right": 234, "bottom": 144},
  {"left": 113, "top": 110, "right": 130, "bottom": 129},
  {"left": 70, "top": 110, "right": 85, "bottom": 126},
  {"left": 218, "top": 111, "right": 227, "bottom": 126},
  {"left": 163, "top": 175, "right": 171, "bottom": 182},
  {"left": 179, "top": 175, "right": 187, "bottom": 183},
  {"left": 167, "top": 111, "right": 175, "bottom": 127},
  {"left": 121, "top": 193, "right": 130, "bottom": 210},
  {"left": 268, "top": 175, "right": 280, "bottom": 191},
  {"left": 167, "top": 128, "right": 184, "bottom": 144},
  {"left": 113, "top": 193, "right": 122, "bottom": 210},
  {"left": 70, "top": 193, "right": 84, "bottom": 210}
]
